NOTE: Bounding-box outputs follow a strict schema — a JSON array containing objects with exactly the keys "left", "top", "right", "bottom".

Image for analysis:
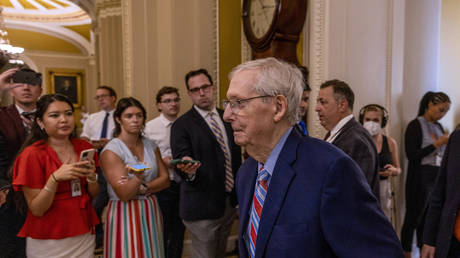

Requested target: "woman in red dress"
[{"left": 12, "top": 94, "right": 99, "bottom": 258}]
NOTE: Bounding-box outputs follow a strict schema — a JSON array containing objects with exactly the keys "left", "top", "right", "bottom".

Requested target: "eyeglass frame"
[
  {"left": 222, "top": 95, "right": 273, "bottom": 114},
  {"left": 94, "top": 94, "right": 112, "bottom": 100},
  {"left": 159, "top": 97, "right": 181, "bottom": 104},
  {"left": 188, "top": 84, "right": 213, "bottom": 94}
]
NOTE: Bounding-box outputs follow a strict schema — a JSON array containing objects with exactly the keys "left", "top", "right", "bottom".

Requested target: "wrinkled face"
[
  {"left": 426, "top": 101, "right": 450, "bottom": 121},
  {"left": 116, "top": 106, "right": 144, "bottom": 135},
  {"left": 223, "top": 70, "right": 275, "bottom": 149},
  {"left": 9, "top": 83, "right": 42, "bottom": 106},
  {"left": 37, "top": 101, "right": 74, "bottom": 139},
  {"left": 157, "top": 92, "right": 180, "bottom": 118},
  {"left": 362, "top": 110, "right": 383, "bottom": 126},
  {"left": 95, "top": 88, "right": 116, "bottom": 111},
  {"left": 187, "top": 74, "right": 215, "bottom": 111},
  {"left": 299, "top": 90, "right": 310, "bottom": 118},
  {"left": 315, "top": 86, "right": 343, "bottom": 131}
]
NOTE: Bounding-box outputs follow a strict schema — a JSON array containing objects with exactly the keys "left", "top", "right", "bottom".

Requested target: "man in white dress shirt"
[
  {"left": 315, "top": 79, "right": 379, "bottom": 200},
  {"left": 80, "top": 85, "right": 117, "bottom": 249},
  {"left": 144, "top": 86, "right": 184, "bottom": 258}
]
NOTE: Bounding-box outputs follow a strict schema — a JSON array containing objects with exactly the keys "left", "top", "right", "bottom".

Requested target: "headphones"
[{"left": 359, "top": 104, "right": 389, "bottom": 128}]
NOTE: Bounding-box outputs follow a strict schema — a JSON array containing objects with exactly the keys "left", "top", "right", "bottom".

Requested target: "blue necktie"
[{"left": 100, "top": 112, "right": 109, "bottom": 138}]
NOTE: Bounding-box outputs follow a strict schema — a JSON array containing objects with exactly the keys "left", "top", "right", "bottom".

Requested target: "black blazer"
[
  {"left": 171, "top": 107, "right": 242, "bottom": 221},
  {"left": 423, "top": 130, "right": 460, "bottom": 258},
  {"left": 332, "top": 117, "right": 379, "bottom": 199},
  {"left": 404, "top": 118, "right": 444, "bottom": 213},
  {"left": 0, "top": 105, "right": 27, "bottom": 186}
]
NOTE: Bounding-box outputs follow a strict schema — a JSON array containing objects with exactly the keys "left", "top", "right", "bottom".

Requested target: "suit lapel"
[
  {"left": 238, "top": 158, "right": 258, "bottom": 254},
  {"left": 331, "top": 117, "right": 355, "bottom": 145},
  {"left": 255, "top": 130, "right": 300, "bottom": 257},
  {"left": 7, "top": 105, "right": 26, "bottom": 142},
  {"left": 190, "top": 107, "right": 218, "bottom": 143}
]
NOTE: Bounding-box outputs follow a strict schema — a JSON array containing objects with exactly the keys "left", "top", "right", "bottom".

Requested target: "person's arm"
[
  {"left": 170, "top": 119, "right": 201, "bottom": 182},
  {"left": 405, "top": 119, "right": 436, "bottom": 161},
  {"left": 321, "top": 156, "right": 404, "bottom": 256},
  {"left": 23, "top": 162, "right": 95, "bottom": 217},
  {"left": 144, "top": 148, "right": 170, "bottom": 193},
  {"left": 383, "top": 136, "right": 402, "bottom": 176},
  {"left": 100, "top": 149, "right": 144, "bottom": 202}
]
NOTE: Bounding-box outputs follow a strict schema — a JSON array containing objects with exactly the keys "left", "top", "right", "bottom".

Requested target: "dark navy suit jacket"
[{"left": 237, "top": 129, "right": 403, "bottom": 257}]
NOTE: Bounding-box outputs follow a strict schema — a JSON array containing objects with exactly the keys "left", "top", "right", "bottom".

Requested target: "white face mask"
[{"left": 363, "top": 121, "right": 382, "bottom": 136}]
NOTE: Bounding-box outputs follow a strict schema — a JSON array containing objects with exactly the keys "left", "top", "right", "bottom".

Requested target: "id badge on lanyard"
[{"left": 71, "top": 179, "right": 82, "bottom": 197}]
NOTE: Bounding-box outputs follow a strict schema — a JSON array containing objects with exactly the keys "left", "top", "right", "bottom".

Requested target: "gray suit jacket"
[{"left": 332, "top": 118, "right": 380, "bottom": 200}]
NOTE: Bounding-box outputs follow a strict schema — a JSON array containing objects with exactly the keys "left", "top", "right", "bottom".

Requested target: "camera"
[{"left": 12, "top": 68, "right": 42, "bottom": 86}]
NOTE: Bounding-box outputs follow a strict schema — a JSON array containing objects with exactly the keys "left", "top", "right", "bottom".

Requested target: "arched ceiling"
[{"left": 1, "top": 0, "right": 93, "bottom": 55}]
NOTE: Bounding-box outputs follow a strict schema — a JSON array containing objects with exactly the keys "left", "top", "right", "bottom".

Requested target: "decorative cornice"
[
  {"left": 307, "top": 0, "right": 327, "bottom": 139},
  {"left": 95, "top": 0, "right": 121, "bottom": 18}
]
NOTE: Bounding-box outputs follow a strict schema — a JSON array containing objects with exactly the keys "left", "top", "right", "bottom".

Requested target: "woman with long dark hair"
[
  {"left": 100, "top": 97, "right": 169, "bottom": 258},
  {"left": 401, "top": 91, "right": 451, "bottom": 258},
  {"left": 12, "top": 94, "right": 99, "bottom": 257}
]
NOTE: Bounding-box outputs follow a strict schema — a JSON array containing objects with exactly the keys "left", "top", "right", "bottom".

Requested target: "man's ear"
[
  {"left": 273, "top": 95, "right": 287, "bottom": 123},
  {"left": 338, "top": 99, "right": 349, "bottom": 113}
]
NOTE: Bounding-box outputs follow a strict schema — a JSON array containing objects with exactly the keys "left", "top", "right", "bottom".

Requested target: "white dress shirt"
[
  {"left": 326, "top": 114, "right": 354, "bottom": 143},
  {"left": 80, "top": 109, "right": 115, "bottom": 140},
  {"left": 145, "top": 113, "right": 180, "bottom": 182},
  {"left": 193, "top": 105, "right": 231, "bottom": 164}
]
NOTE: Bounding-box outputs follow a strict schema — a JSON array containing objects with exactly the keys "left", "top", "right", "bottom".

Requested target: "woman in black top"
[
  {"left": 360, "top": 104, "right": 401, "bottom": 223},
  {"left": 400, "top": 92, "right": 451, "bottom": 258}
]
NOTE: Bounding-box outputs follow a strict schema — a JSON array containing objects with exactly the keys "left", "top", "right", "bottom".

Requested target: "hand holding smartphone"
[{"left": 170, "top": 159, "right": 201, "bottom": 166}]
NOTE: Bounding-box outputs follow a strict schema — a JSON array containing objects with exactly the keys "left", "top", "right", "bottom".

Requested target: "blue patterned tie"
[
  {"left": 100, "top": 112, "right": 109, "bottom": 138},
  {"left": 208, "top": 112, "right": 234, "bottom": 192},
  {"left": 248, "top": 167, "right": 269, "bottom": 258}
]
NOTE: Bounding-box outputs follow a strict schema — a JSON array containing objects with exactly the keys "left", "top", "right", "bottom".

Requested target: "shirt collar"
[
  {"left": 258, "top": 127, "right": 293, "bottom": 178},
  {"left": 328, "top": 114, "right": 353, "bottom": 140},
  {"left": 193, "top": 105, "right": 217, "bottom": 119},
  {"left": 15, "top": 105, "right": 36, "bottom": 115},
  {"left": 159, "top": 113, "right": 175, "bottom": 127}
]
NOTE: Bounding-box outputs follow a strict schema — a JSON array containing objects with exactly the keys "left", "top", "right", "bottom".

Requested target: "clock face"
[{"left": 249, "top": 0, "right": 278, "bottom": 39}]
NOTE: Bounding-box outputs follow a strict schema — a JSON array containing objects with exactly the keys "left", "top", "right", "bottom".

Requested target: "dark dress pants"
[{"left": 157, "top": 181, "right": 185, "bottom": 258}]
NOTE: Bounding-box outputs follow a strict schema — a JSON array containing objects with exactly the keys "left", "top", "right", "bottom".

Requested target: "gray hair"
[{"left": 229, "top": 57, "right": 304, "bottom": 125}]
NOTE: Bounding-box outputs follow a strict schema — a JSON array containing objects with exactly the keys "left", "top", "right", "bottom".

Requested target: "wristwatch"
[{"left": 139, "top": 183, "right": 148, "bottom": 195}]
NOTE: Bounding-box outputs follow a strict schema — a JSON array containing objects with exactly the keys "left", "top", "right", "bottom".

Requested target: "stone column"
[{"left": 402, "top": 0, "right": 442, "bottom": 124}]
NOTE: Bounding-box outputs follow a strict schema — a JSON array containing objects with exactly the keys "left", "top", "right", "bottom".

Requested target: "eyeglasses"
[
  {"left": 160, "top": 97, "right": 181, "bottom": 104},
  {"left": 94, "top": 94, "right": 110, "bottom": 100},
  {"left": 188, "top": 84, "right": 212, "bottom": 94},
  {"left": 222, "top": 95, "right": 273, "bottom": 114}
]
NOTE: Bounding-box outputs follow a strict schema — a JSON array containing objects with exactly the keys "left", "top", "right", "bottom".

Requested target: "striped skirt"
[{"left": 104, "top": 195, "right": 165, "bottom": 258}]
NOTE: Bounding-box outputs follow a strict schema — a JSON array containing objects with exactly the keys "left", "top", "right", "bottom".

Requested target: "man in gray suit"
[{"left": 315, "top": 79, "right": 379, "bottom": 200}]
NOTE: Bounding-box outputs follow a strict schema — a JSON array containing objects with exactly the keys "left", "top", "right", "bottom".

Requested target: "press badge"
[{"left": 71, "top": 179, "right": 82, "bottom": 197}]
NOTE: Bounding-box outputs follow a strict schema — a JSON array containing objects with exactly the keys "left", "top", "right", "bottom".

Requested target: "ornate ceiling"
[{"left": 1, "top": 0, "right": 93, "bottom": 54}]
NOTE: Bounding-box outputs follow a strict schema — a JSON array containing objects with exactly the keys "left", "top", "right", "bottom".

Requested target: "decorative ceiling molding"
[{"left": 6, "top": 20, "right": 91, "bottom": 54}]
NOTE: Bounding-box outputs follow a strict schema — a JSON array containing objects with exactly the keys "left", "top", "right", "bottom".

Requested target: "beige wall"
[
  {"left": 122, "top": 0, "right": 216, "bottom": 121},
  {"left": 440, "top": 0, "right": 460, "bottom": 130}
]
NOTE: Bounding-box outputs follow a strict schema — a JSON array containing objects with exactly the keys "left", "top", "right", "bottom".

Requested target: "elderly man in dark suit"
[
  {"left": 224, "top": 57, "right": 402, "bottom": 257},
  {"left": 0, "top": 67, "right": 42, "bottom": 258},
  {"left": 315, "top": 79, "right": 379, "bottom": 199},
  {"left": 171, "top": 68, "right": 241, "bottom": 258},
  {"left": 421, "top": 129, "right": 460, "bottom": 258}
]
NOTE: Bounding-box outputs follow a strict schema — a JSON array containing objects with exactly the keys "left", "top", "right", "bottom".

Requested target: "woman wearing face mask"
[
  {"left": 359, "top": 104, "right": 401, "bottom": 223},
  {"left": 400, "top": 91, "right": 451, "bottom": 258}
]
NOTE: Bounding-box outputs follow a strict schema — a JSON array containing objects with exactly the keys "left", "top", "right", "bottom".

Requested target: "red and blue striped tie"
[{"left": 248, "top": 166, "right": 269, "bottom": 257}]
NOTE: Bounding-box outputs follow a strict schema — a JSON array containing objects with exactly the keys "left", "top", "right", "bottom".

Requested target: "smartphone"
[
  {"left": 170, "top": 159, "right": 200, "bottom": 166},
  {"left": 80, "top": 148, "right": 96, "bottom": 162},
  {"left": 128, "top": 163, "right": 151, "bottom": 172},
  {"left": 12, "top": 69, "right": 42, "bottom": 86}
]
